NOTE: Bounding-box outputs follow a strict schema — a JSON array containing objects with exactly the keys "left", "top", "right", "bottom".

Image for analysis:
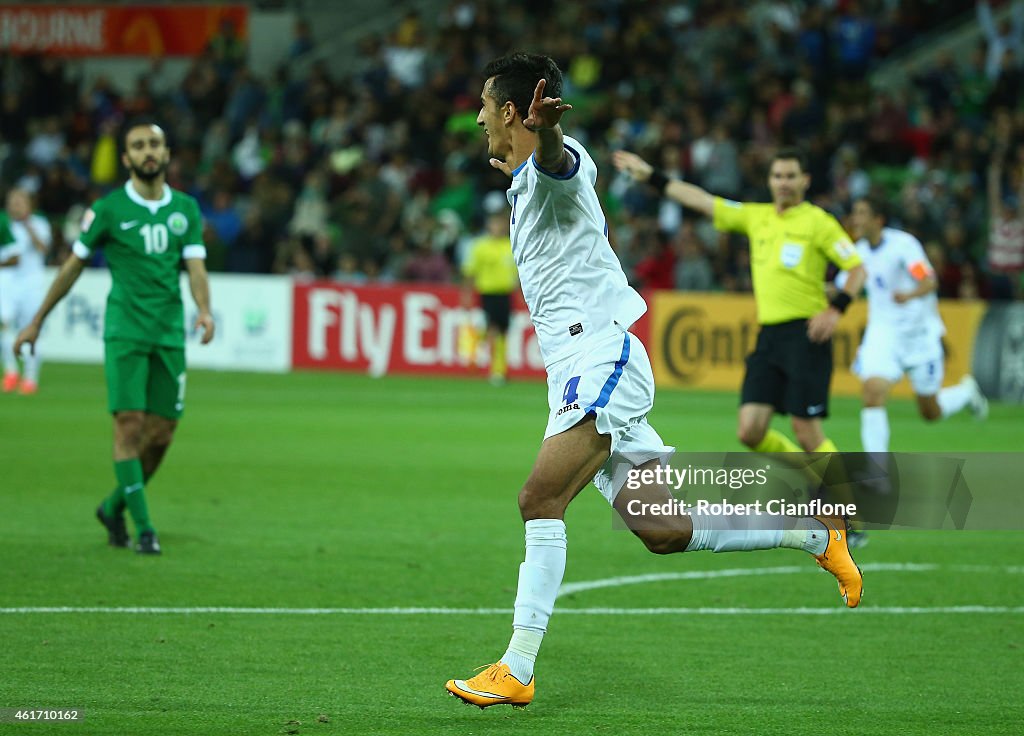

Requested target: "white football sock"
[
  {"left": 938, "top": 383, "right": 971, "bottom": 417},
  {"left": 860, "top": 407, "right": 890, "bottom": 453},
  {"left": 1, "top": 325, "right": 15, "bottom": 374},
  {"left": 501, "top": 629, "right": 543, "bottom": 685},
  {"left": 780, "top": 517, "right": 829, "bottom": 555},
  {"left": 685, "top": 511, "right": 783, "bottom": 552},
  {"left": 22, "top": 345, "right": 39, "bottom": 383},
  {"left": 501, "top": 518, "right": 566, "bottom": 684}
]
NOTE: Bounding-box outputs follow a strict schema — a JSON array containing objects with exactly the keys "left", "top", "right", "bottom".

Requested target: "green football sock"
[
  {"left": 115, "top": 458, "right": 154, "bottom": 536},
  {"left": 102, "top": 469, "right": 152, "bottom": 517}
]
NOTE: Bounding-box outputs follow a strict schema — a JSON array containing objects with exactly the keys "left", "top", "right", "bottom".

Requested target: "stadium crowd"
[{"left": 1, "top": 0, "right": 1022, "bottom": 299}]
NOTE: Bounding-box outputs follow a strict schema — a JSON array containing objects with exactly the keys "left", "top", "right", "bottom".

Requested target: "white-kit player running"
[
  {"left": 846, "top": 195, "right": 987, "bottom": 456},
  {"left": 444, "top": 52, "right": 864, "bottom": 711},
  {"left": 1, "top": 188, "right": 52, "bottom": 394}
]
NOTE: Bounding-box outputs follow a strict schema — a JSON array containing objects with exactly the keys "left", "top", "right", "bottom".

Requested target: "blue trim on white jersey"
[
  {"left": 511, "top": 159, "right": 529, "bottom": 177},
  {"left": 585, "top": 334, "right": 630, "bottom": 415},
  {"left": 532, "top": 143, "right": 582, "bottom": 180}
]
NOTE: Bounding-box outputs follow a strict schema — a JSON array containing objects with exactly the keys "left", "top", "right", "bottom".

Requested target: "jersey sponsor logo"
[
  {"left": 119, "top": 220, "right": 139, "bottom": 230},
  {"left": 167, "top": 212, "right": 188, "bottom": 236},
  {"left": 780, "top": 242, "right": 804, "bottom": 268},
  {"left": 806, "top": 403, "right": 826, "bottom": 416},
  {"left": 557, "top": 402, "right": 581, "bottom": 416},
  {"left": 568, "top": 323, "right": 583, "bottom": 336}
]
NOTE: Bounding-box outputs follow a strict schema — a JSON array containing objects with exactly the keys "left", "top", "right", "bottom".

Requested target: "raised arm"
[
  {"left": 185, "top": 257, "right": 215, "bottom": 344},
  {"left": 612, "top": 150, "right": 716, "bottom": 218},
  {"left": 523, "top": 78, "right": 573, "bottom": 174},
  {"left": 893, "top": 273, "right": 938, "bottom": 303},
  {"left": 24, "top": 217, "right": 52, "bottom": 255},
  {"left": 14, "top": 254, "right": 86, "bottom": 356}
]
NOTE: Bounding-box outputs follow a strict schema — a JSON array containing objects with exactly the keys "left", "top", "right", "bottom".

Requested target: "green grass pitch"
[{"left": 1, "top": 364, "right": 1022, "bottom": 735}]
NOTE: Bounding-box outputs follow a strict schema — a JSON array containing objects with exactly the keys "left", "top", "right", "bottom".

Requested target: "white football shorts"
[
  {"left": 852, "top": 327, "right": 945, "bottom": 396},
  {"left": 544, "top": 326, "right": 674, "bottom": 504}
]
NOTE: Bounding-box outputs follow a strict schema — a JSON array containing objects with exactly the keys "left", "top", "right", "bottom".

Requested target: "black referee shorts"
[
  {"left": 480, "top": 293, "right": 511, "bottom": 332},
  {"left": 740, "top": 319, "right": 833, "bottom": 418}
]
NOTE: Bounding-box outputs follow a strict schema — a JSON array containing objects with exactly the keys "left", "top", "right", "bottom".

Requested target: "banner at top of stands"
[{"left": 0, "top": 5, "right": 247, "bottom": 56}]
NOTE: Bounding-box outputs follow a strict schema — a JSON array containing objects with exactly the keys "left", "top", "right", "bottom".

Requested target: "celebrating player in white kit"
[
  {"left": 847, "top": 196, "right": 987, "bottom": 455},
  {"left": 444, "top": 53, "right": 864, "bottom": 711},
  {"left": 1, "top": 188, "right": 52, "bottom": 394}
]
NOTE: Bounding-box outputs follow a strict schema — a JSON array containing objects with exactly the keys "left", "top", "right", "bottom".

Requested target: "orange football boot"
[
  {"left": 814, "top": 514, "right": 864, "bottom": 608},
  {"left": 446, "top": 663, "right": 534, "bottom": 708}
]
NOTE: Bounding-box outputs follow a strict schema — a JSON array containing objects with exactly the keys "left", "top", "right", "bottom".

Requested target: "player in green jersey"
[{"left": 15, "top": 119, "right": 215, "bottom": 555}]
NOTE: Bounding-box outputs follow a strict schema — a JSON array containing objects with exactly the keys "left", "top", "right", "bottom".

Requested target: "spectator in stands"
[
  {"left": 986, "top": 145, "right": 1024, "bottom": 299},
  {"left": 673, "top": 223, "right": 715, "bottom": 292},
  {"left": 204, "top": 189, "right": 243, "bottom": 250},
  {"left": 26, "top": 117, "right": 65, "bottom": 170},
  {"left": 289, "top": 18, "right": 315, "bottom": 60},
  {"left": 0, "top": 0, "right": 1008, "bottom": 307},
  {"left": 633, "top": 239, "right": 676, "bottom": 292},
  {"left": 833, "top": 0, "right": 877, "bottom": 81},
  {"left": 207, "top": 18, "right": 247, "bottom": 82},
  {"left": 402, "top": 237, "right": 452, "bottom": 283},
  {"left": 229, "top": 208, "right": 277, "bottom": 274},
  {"left": 977, "top": 0, "right": 1024, "bottom": 81}
]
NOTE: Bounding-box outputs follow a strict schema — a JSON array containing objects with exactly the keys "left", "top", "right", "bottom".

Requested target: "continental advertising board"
[{"left": 650, "top": 292, "right": 985, "bottom": 398}]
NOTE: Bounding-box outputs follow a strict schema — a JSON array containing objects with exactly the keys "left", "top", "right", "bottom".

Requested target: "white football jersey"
[
  {"left": 506, "top": 135, "right": 647, "bottom": 366},
  {"left": 855, "top": 227, "right": 944, "bottom": 338},
  {"left": 4, "top": 214, "right": 52, "bottom": 287}
]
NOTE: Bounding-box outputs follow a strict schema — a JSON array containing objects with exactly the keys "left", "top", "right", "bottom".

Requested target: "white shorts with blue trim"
[
  {"left": 852, "top": 327, "right": 945, "bottom": 396},
  {"left": 543, "top": 327, "right": 674, "bottom": 504}
]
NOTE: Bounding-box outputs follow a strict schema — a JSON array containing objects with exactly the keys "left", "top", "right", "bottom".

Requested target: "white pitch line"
[
  {"left": 0, "top": 606, "right": 1021, "bottom": 615},
  {"left": 4, "top": 563, "right": 1019, "bottom": 616},
  {"left": 556, "top": 562, "right": 938, "bottom": 598}
]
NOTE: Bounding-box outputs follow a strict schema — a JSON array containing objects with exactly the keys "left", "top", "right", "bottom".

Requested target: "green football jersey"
[
  {"left": 0, "top": 213, "right": 15, "bottom": 249},
  {"left": 74, "top": 182, "right": 206, "bottom": 348},
  {"left": 0, "top": 215, "right": 19, "bottom": 268}
]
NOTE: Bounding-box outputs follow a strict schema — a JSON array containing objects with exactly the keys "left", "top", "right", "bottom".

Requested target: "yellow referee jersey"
[
  {"left": 713, "top": 198, "right": 861, "bottom": 324},
  {"left": 462, "top": 235, "right": 517, "bottom": 295}
]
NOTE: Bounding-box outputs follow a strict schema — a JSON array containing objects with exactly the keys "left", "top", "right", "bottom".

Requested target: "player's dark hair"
[
  {"left": 120, "top": 117, "right": 169, "bottom": 153},
  {"left": 483, "top": 52, "right": 563, "bottom": 121},
  {"left": 770, "top": 147, "right": 809, "bottom": 173},
  {"left": 857, "top": 194, "right": 890, "bottom": 223}
]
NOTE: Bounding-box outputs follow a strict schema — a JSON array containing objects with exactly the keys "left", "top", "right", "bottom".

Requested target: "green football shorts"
[{"left": 104, "top": 339, "right": 187, "bottom": 419}]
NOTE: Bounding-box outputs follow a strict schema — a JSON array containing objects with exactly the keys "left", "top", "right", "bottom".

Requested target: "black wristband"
[
  {"left": 648, "top": 170, "right": 670, "bottom": 195},
  {"left": 830, "top": 292, "right": 852, "bottom": 314}
]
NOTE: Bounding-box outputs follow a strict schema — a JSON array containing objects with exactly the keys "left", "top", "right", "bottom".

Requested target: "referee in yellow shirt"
[
  {"left": 462, "top": 208, "right": 518, "bottom": 385},
  {"left": 614, "top": 148, "right": 866, "bottom": 455}
]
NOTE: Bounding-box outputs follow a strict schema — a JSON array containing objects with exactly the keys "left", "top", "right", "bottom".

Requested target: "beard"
[{"left": 130, "top": 159, "right": 168, "bottom": 181}]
